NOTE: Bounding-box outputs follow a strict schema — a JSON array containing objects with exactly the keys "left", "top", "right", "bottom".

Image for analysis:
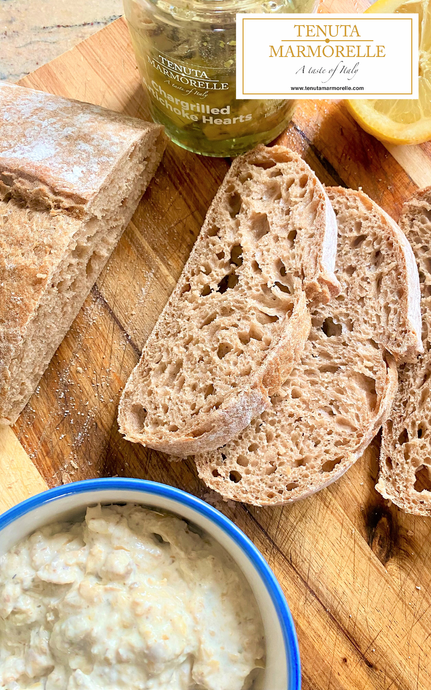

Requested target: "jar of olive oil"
[{"left": 123, "top": 0, "right": 317, "bottom": 157}]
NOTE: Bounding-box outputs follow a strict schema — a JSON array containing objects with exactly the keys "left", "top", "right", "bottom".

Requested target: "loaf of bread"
[
  {"left": 0, "top": 83, "right": 166, "bottom": 425},
  {"left": 194, "top": 188, "right": 422, "bottom": 505},
  {"left": 377, "top": 187, "right": 431, "bottom": 515},
  {"left": 118, "top": 144, "right": 340, "bottom": 456}
]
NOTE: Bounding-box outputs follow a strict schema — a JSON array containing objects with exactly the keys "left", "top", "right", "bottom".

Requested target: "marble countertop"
[{"left": 0, "top": 0, "right": 123, "bottom": 82}]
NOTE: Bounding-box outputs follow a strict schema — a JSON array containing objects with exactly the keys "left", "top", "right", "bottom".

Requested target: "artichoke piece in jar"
[{"left": 124, "top": 0, "right": 317, "bottom": 156}]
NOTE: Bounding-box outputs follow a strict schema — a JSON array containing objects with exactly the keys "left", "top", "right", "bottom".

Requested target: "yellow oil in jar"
[{"left": 124, "top": 0, "right": 317, "bottom": 156}]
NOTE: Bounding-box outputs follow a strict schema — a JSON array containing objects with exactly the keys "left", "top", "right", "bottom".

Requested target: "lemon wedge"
[{"left": 346, "top": 0, "right": 431, "bottom": 145}]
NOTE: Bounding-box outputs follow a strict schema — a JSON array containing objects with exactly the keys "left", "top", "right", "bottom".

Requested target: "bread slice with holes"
[
  {"left": 377, "top": 187, "right": 431, "bottom": 515},
  {"left": 118, "top": 144, "right": 340, "bottom": 456},
  {"left": 0, "top": 82, "right": 166, "bottom": 425},
  {"left": 194, "top": 187, "right": 422, "bottom": 506}
]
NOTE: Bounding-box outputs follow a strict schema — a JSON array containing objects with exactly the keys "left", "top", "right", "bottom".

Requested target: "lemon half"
[{"left": 346, "top": 0, "right": 431, "bottom": 145}]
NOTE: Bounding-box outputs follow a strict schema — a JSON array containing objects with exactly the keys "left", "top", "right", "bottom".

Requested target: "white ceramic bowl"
[{"left": 0, "top": 477, "right": 300, "bottom": 689}]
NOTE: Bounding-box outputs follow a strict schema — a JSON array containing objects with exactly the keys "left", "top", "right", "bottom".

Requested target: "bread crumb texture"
[
  {"left": 195, "top": 188, "right": 422, "bottom": 506},
  {"left": 378, "top": 187, "right": 431, "bottom": 516},
  {"left": 119, "top": 144, "right": 340, "bottom": 456}
]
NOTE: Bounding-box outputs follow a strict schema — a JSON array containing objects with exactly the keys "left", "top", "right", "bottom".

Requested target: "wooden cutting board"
[{"left": 2, "top": 6, "right": 431, "bottom": 688}]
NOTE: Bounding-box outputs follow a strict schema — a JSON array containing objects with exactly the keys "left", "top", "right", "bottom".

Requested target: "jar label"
[
  {"left": 148, "top": 53, "right": 230, "bottom": 92},
  {"left": 145, "top": 49, "right": 285, "bottom": 131}
]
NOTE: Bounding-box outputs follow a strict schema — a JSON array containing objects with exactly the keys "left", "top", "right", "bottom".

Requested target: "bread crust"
[
  {"left": 0, "top": 83, "right": 164, "bottom": 214},
  {"left": 118, "top": 145, "right": 338, "bottom": 455}
]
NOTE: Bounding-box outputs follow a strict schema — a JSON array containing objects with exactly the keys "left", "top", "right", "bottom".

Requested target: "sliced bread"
[
  {"left": 194, "top": 188, "right": 422, "bottom": 506},
  {"left": 377, "top": 187, "right": 431, "bottom": 516},
  {"left": 0, "top": 83, "right": 166, "bottom": 425},
  {"left": 118, "top": 145, "right": 340, "bottom": 456}
]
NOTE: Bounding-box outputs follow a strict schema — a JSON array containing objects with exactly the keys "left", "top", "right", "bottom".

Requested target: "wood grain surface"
[{"left": 1, "top": 7, "right": 431, "bottom": 689}]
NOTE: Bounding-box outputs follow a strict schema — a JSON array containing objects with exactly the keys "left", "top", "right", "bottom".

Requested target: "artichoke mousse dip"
[{"left": 0, "top": 504, "right": 265, "bottom": 689}]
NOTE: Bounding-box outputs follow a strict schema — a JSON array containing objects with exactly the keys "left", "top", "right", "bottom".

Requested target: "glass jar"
[{"left": 123, "top": 0, "right": 318, "bottom": 157}]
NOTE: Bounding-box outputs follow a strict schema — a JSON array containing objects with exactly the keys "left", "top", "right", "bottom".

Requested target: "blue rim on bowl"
[{"left": 0, "top": 477, "right": 301, "bottom": 690}]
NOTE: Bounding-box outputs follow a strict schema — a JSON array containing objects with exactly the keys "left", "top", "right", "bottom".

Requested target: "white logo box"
[{"left": 236, "top": 13, "right": 419, "bottom": 99}]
